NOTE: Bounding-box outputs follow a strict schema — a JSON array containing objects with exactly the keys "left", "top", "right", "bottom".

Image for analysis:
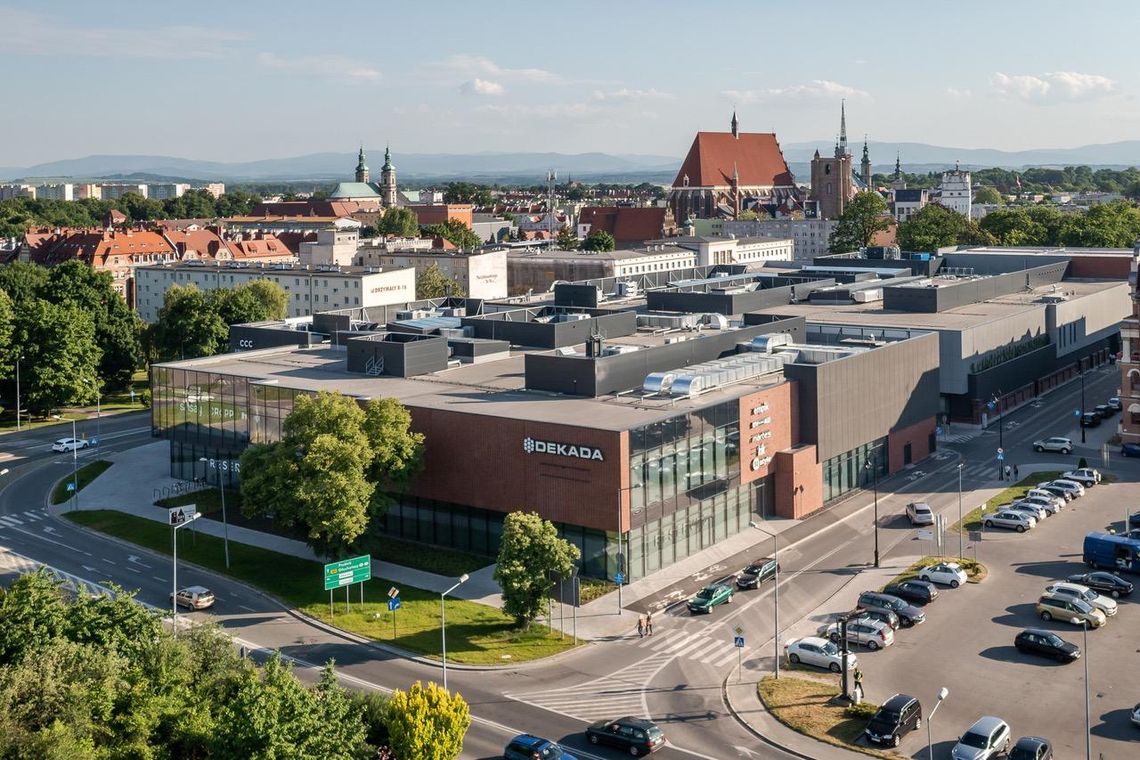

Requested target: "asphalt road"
[{"left": 0, "top": 368, "right": 1124, "bottom": 760}]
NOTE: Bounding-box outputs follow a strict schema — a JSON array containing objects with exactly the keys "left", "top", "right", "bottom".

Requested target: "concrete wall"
[
  {"left": 1049, "top": 283, "right": 1131, "bottom": 358},
  {"left": 882, "top": 263, "right": 1067, "bottom": 313}
]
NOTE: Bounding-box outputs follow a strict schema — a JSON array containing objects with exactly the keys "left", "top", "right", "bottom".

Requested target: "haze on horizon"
[{"left": 4, "top": 0, "right": 1139, "bottom": 167}]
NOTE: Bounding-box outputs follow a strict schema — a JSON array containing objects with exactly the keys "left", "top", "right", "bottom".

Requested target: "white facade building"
[
  {"left": 149, "top": 183, "right": 191, "bottom": 200},
  {"left": 355, "top": 246, "right": 508, "bottom": 300},
  {"left": 102, "top": 184, "right": 149, "bottom": 200},
  {"left": 658, "top": 235, "right": 793, "bottom": 266},
  {"left": 939, "top": 165, "right": 972, "bottom": 219},
  {"left": 0, "top": 184, "right": 36, "bottom": 200},
  {"left": 36, "top": 183, "right": 75, "bottom": 201},
  {"left": 716, "top": 218, "right": 834, "bottom": 259}
]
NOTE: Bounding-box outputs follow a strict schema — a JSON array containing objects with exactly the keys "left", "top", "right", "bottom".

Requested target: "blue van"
[{"left": 1083, "top": 532, "right": 1140, "bottom": 573}]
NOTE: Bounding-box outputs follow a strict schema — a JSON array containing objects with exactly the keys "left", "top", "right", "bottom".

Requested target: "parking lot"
[{"left": 854, "top": 466, "right": 1139, "bottom": 758}]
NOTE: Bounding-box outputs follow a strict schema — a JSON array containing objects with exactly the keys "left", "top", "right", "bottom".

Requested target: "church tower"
[
  {"left": 355, "top": 146, "right": 369, "bottom": 184},
  {"left": 861, "top": 137, "right": 872, "bottom": 188},
  {"left": 809, "top": 102, "right": 855, "bottom": 219},
  {"left": 731, "top": 110, "right": 739, "bottom": 139},
  {"left": 891, "top": 153, "right": 907, "bottom": 191},
  {"left": 380, "top": 145, "right": 398, "bottom": 207}
]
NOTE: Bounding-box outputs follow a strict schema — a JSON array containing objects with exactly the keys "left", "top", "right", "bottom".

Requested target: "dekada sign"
[{"left": 523, "top": 436, "right": 604, "bottom": 461}]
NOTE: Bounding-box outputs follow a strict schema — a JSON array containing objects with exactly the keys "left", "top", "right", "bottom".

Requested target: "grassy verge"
[
  {"left": 64, "top": 510, "right": 573, "bottom": 664},
  {"left": 578, "top": 578, "right": 612, "bottom": 605},
  {"left": 952, "top": 470, "right": 1062, "bottom": 533},
  {"left": 884, "top": 556, "right": 988, "bottom": 586},
  {"left": 758, "top": 675, "right": 897, "bottom": 759},
  {"left": 50, "top": 460, "right": 113, "bottom": 505}
]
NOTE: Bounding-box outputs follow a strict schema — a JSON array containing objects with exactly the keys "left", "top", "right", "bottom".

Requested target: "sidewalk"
[{"left": 53, "top": 440, "right": 504, "bottom": 607}]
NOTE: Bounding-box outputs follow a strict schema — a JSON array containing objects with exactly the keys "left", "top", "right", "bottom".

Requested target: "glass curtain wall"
[{"left": 821, "top": 437, "right": 887, "bottom": 503}]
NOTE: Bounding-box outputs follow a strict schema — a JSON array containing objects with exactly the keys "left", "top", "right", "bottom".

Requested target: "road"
[{"left": 0, "top": 368, "right": 1122, "bottom": 759}]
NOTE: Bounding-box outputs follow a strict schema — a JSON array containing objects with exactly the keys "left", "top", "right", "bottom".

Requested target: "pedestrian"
[
  {"left": 646, "top": 611, "right": 654, "bottom": 636},
  {"left": 1004, "top": 464, "right": 1011, "bottom": 480},
  {"left": 853, "top": 666, "right": 864, "bottom": 703},
  {"left": 637, "top": 616, "right": 645, "bottom": 638},
  {"left": 1013, "top": 464, "right": 1019, "bottom": 479}
]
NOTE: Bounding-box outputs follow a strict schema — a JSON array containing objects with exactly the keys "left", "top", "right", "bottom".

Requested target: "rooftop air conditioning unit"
[{"left": 616, "top": 281, "right": 639, "bottom": 297}]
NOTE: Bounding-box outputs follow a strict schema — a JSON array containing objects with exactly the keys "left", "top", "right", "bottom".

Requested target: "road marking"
[
  {"left": 126, "top": 565, "right": 141, "bottom": 573},
  {"left": 82, "top": 565, "right": 97, "bottom": 572},
  {"left": 151, "top": 575, "right": 165, "bottom": 582},
  {"left": 238, "top": 604, "right": 256, "bottom": 612},
  {"left": 127, "top": 555, "right": 153, "bottom": 569},
  {"left": 101, "top": 557, "right": 116, "bottom": 565},
  {"left": 23, "top": 511, "right": 44, "bottom": 521},
  {"left": 0, "top": 516, "right": 21, "bottom": 526},
  {"left": 10, "top": 526, "right": 92, "bottom": 555}
]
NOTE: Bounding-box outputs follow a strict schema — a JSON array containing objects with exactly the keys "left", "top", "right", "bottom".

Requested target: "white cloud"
[
  {"left": 257, "top": 52, "right": 381, "bottom": 82},
  {"left": 946, "top": 87, "right": 972, "bottom": 99},
  {"left": 0, "top": 7, "right": 246, "bottom": 59},
  {"left": 591, "top": 88, "right": 674, "bottom": 102},
  {"left": 991, "top": 71, "right": 1115, "bottom": 102},
  {"left": 461, "top": 78, "right": 505, "bottom": 96},
  {"left": 423, "top": 54, "right": 557, "bottom": 84},
  {"left": 723, "top": 80, "right": 868, "bottom": 102}
]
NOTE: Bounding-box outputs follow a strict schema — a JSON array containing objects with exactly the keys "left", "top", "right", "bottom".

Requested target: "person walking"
[
  {"left": 1013, "top": 464, "right": 1019, "bottom": 479},
  {"left": 853, "top": 666, "right": 865, "bottom": 703},
  {"left": 645, "top": 612, "right": 654, "bottom": 636},
  {"left": 637, "top": 616, "right": 645, "bottom": 638},
  {"left": 1004, "top": 464, "right": 1011, "bottom": 481}
]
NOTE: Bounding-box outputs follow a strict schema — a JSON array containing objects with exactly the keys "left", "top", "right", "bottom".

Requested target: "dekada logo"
[{"left": 522, "top": 436, "right": 604, "bottom": 461}]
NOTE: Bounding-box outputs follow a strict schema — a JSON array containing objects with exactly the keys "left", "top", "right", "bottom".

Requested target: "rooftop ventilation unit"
[
  {"left": 642, "top": 372, "right": 675, "bottom": 394},
  {"left": 645, "top": 352, "right": 785, "bottom": 399},
  {"left": 700, "top": 313, "right": 729, "bottom": 329},
  {"left": 602, "top": 345, "right": 639, "bottom": 356},
  {"left": 749, "top": 333, "right": 794, "bottom": 354},
  {"left": 616, "top": 281, "right": 639, "bottom": 297}
]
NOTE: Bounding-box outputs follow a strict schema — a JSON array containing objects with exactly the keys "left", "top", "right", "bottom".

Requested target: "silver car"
[
  {"left": 951, "top": 716, "right": 1011, "bottom": 760},
  {"left": 1032, "top": 436, "right": 1073, "bottom": 454},
  {"left": 1019, "top": 495, "right": 1061, "bottom": 515},
  {"left": 1047, "top": 479, "right": 1085, "bottom": 498},
  {"left": 1043, "top": 582, "right": 1117, "bottom": 616},
  {"left": 906, "top": 501, "right": 935, "bottom": 526},
  {"left": 817, "top": 618, "right": 894, "bottom": 650},
  {"left": 983, "top": 510, "right": 1036, "bottom": 532},
  {"left": 1005, "top": 501, "right": 1048, "bottom": 521},
  {"left": 785, "top": 636, "right": 857, "bottom": 672}
]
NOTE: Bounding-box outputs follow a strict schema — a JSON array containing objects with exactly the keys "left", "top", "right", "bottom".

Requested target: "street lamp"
[
  {"left": 440, "top": 573, "right": 470, "bottom": 692},
  {"left": 926, "top": 686, "right": 950, "bottom": 760},
  {"left": 14, "top": 354, "right": 20, "bottom": 431},
  {"left": 199, "top": 457, "right": 231, "bottom": 568},
  {"left": 750, "top": 521, "right": 781, "bottom": 679},
  {"left": 1079, "top": 364, "right": 1087, "bottom": 444},
  {"left": 51, "top": 415, "right": 79, "bottom": 511},
  {"left": 1082, "top": 620, "right": 1091, "bottom": 760},
  {"left": 957, "top": 463, "right": 965, "bottom": 560},
  {"left": 863, "top": 455, "right": 880, "bottom": 568},
  {"left": 87, "top": 377, "right": 101, "bottom": 441},
  {"left": 171, "top": 508, "right": 200, "bottom": 637}
]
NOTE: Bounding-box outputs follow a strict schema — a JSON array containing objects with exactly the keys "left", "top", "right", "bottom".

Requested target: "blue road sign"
[
  {"left": 987, "top": 400, "right": 996, "bottom": 410},
  {"left": 936, "top": 426, "right": 944, "bottom": 436},
  {"left": 997, "top": 453, "right": 1005, "bottom": 461},
  {"left": 1073, "top": 409, "right": 1082, "bottom": 417},
  {"left": 734, "top": 636, "right": 745, "bottom": 648},
  {"left": 614, "top": 572, "right": 625, "bottom": 584},
  {"left": 66, "top": 482, "right": 76, "bottom": 492},
  {"left": 388, "top": 597, "right": 401, "bottom": 612}
]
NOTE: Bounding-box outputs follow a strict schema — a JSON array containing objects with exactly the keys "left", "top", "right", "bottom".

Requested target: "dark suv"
[
  {"left": 504, "top": 734, "right": 577, "bottom": 760},
  {"left": 586, "top": 717, "right": 665, "bottom": 756},
  {"left": 736, "top": 557, "right": 778, "bottom": 589},
  {"left": 864, "top": 693, "right": 922, "bottom": 748},
  {"left": 857, "top": 591, "right": 926, "bottom": 627}
]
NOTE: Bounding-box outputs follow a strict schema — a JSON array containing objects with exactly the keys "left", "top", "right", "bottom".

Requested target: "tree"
[
  {"left": 0, "top": 260, "right": 49, "bottom": 306},
  {"left": 423, "top": 219, "right": 482, "bottom": 250},
  {"left": 214, "top": 190, "right": 262, "bottom": 217},
  {"left": 0, "top": 570, "right": 69, "bottom": 666},
  {"left": 494, "top": 512, "right": 581, "bottom": 629},
  {"left": 973, "top": 186, "right": 1004, "bottom": 206},
  {"left": 385, "top": 681, "right": 471, "bottom": 760},
  {"left": 376, "top": 207, "right": 421, "bottom": 238},
  {"left": 13, "top": 299, "right": 101, "bottom": 416},
  {"left": 211, "top": 280, "right": 288, "bottom": 326},
  {"left": 828, "top": 191, "right": 890, "bottom": 253},
  {"left": 442, "top": 182, "right": 493, "bottom": 208},
  {"left": 416, "top": 263, "right": 466, "bottom": 299},
  {"left": 896, "top": 203, "right": 995, "bottom": 251},
  {"left": 581, "top": 229, "right": 616, "bottom": 252},
  {"left": 362, "top": 397, "right": 425, "bottom": 515},
  {"left": 115, "top": 192, "right": 165, "bottom": 222},
  {"left": 149, "top": 284, "right": 228, "bottom": 360},
  {"left": 556, "top": 225, "right": 578, "bottom": 250},
  {"left": 736, "top": 209, "right": 760, "bottom": 221},
  {"left": 0, "top": 290, "right": 13, "bottom": 381}
]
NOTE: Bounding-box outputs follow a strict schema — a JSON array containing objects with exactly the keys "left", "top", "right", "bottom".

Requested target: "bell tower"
[
  {"left": 380, "top": 145, "right": 397, "bottom": 207},
  {"left": 355, "top": 146, "right": 369, "bottom": 183}
]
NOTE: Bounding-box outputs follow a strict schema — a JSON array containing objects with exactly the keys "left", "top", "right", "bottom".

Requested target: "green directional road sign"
[{"left": 324, "top": 555, "right": 371, "bottom": 591}]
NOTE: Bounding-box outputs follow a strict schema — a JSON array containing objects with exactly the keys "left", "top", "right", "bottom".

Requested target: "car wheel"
[
  {"left": 950, "top": 580, "right": 960, "bottom": 588},
  {"left": 629, "top": 746, "right": 641, "bottom": 757},
  {"left": 1040, "top": 611, "right": 1052, "bottom": 621},
  {"left": 789, "top": 653, "right": 800, "bottom": 665},
  {"left": 589, "top": 735, "right": 599, "bottom": 745},
  {"left": 1035, "top": 445, "right": 1044, "bottom": 452},
  {"left": 829, "top": 662, "right": 841, "bottom": 673},
  {"left": 891, "top": 735, "right": 901, "bottom": 747},
  {"left": 867, "top": 640, "right": 880, "bottom": 651},
  {"left": 915, "top": 717, "right": 921, "bottom": 730},
  {"left": 1062, "top": 448, "right": 1071, "bottom": 454},
  {"left": 1112, "top": 589, "right": 1121, "bottom": 598},
  {"left": 1016, "top": 525, "right": 1026, "bottom": 533},
  {"left": 984, "top": 520, "right": 994, "bottom": 528}
]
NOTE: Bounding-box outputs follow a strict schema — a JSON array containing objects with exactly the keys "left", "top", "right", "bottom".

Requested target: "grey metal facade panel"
[
  {"left": 524, "top": 354, "right": 598, "bottom": 396},
  {"left": 967, "top": 343, "right": 1057, "bottom": 401},
  {"left": 882, "top": 263, "right": 1067, "bottom": 313},
  {"left": 228, "top": 325, "right": 313, "bottom": 352}
]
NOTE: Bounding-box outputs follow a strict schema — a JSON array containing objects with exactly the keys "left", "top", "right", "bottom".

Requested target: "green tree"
[
  {"left": 1061, "top": 200, "right": 1140, "bottom": 247},
  {"left": 415, "top": 263, "right": 466, "bottom": 299},
  {"left": 581, "top": 229, "right": 616, "bottom": 252},
  {"left": 828, "top": 191, "right": 890, "bottom": 253},
  {"left": 494, "top": 512, "right": 581, "bottom": 629},
  {"left": 896, "top": 203, "right": 995, "bottom": 251},
  {"left": 214, "top": 190, "right": 262, "bottom": 217},
  {"left": 376, "top": 206, "right": 421, "bottom": 238},
  {"left": 424, "top": 219, "right": 482, "bottom": 250},
  {"left": 442, "top": 182, "right": 493, "bottom": 208},
  {"left": 211, "top": 280, "right": 288, "bottom": 326},
  {"left": 0, "top": 260, "right": 49, "bottom": 306},
  {"left": 162, "top": 188, "right": 218, "bottom": 220},
  {"left": 13, "top": 299, "right": 101, "bottom": 416},
  {"left": 0, "top": 570, "right": 69, "bottom": 666},
  {"left": 115, "top": 191, "right": 165, "bottom": 222},
  {"left": 150, "top": 284, "right": 228, "bottom": 360},
  {"left": 385, "top": 681, "right": 471, "bottom": 760},
  {"left": 736, "top": 209, "right": 760, "bottom": 221},
  {"left": 973, "top": 186, "right": 1004, "bottom": 206},
  {"left": 556, "top": 225, "right": 578, "bottom": 250},
  {"left": 0, "top": 290, "right": 14, "bottom": 381},
  {"left": 362, "top": 397, "right": 425, "bottom": 515}
]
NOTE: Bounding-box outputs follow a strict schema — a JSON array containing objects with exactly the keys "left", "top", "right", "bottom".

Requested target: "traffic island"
[
  {"left": 50, "top": 460, "right": 112, "bottom": 505},
  {"left": 757, "top": 674, "right": 900, "bottom": 759},
  {"left": 882, "top": 556, "right": 988, "bottom": 586}
]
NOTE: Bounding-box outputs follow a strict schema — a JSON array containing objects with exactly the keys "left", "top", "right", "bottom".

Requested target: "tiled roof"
[
  {"left": 226, "top": 234, "right": 296, "bottom": 259},
  {"left": 578, "top": 207, "right": 667, "bottom": 244},
  {"left": 164, "top": 228, "right": 228, "bottom": 258},
  {"left": 673, "top": 132, "right": 795, "bottom": 189},
  {"left": 28, "top": 229, "right": 175, "bottom": 268}
]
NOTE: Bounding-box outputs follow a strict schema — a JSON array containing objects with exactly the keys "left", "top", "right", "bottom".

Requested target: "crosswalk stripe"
[
  {"left": 0, "top": 516, "right": 21, "bottom": 526},
  {"left": 711, "top": 648, "right": 744, "bottom": 667},
  {"left": 687, "top": 639, "right": 729, "bottom": 662},
  {"left": 22, "top": 511, "right": 43, "bottom": 521},
  {"left": 666, "top": 634, "right": 718, "bottom": 659}
]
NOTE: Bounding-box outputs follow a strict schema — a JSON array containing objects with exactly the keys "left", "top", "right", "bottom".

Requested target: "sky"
[{"left": 4, "top": 0, "right": 1140, "bottom": 167}]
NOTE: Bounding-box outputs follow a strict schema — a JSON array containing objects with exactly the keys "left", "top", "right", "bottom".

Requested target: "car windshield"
[
  {"left": 821, "top": 641, "right": 839, "bottom": 655},
  {"left": 1071, "top": 598, "right": 1093, "bottom": 613},
  {"left": 959, "top": 731, "right": 990, "bottom": 749},
  {"left": 879, "top": 597, "right": 903, "bottom": 610},
  {"left": 871, "top": 709, "right": 901, "bottom": 726},
  {"left": 914, "top": 505, "right": 931, "bottom": 514},
  {"left": 1041, "top": 633, "right": 1063, "bottom": 646},
  {"left": 1079, "top": 589, "right": 1098, "bottom": 601},
  {"left": 646, "top": 727, "right": 664, "bottom": 739},
  {"left": 697, "top": 588, "right": 715, "bottom": 600},
  {"left": 745, "top": 564, "right": 764, "bottom": 574}
]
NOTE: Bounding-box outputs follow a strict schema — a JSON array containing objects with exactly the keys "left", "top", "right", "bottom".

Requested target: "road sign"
[
  {"left": 168, "top": 506, "right": 197, "bottom": 526},
  {"left": 66, "top": 482, "right": 76, "bottom": 492},
  {"left": 734, "top": 636, "right": 745, "bottom": 648},
  {"left": 916, "top": 529, "right": 934, "bottom": 541},
  {"left": 388, "top": 586, "right": 399, "bottom": 599},
  {"left": 996, "top": 452, "right": 1005, "bottom": 462},
  {"left": 1074, "top": 409, "right": 1082, "bottom": 417},
  {"left": 323, "top": 555, "right": 371, "bottom": 591},
  {"left": 734, "top": 625, "right": 744, "bottom": 636},
  {"left": 936, "top": 425, "right": 944, "bottom": 436},
  {"left": 997, "top": 447, "right": 1004, "bottom": 455},
  {"left": 388, "top": 597, "right": 401, "bottom": 612},
  {"left": 969, "top": 530, "right": 983, "bottom": 542},
  {"left": 614, "top": 572, "right": 625, "bottom": 585}
]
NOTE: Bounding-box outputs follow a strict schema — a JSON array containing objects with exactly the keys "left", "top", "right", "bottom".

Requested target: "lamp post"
[
  {"left": 199, "top": 457, "right": 231, "bottom": 568},
  {"left": 957, "top": 463, "right": 965, "bottom": 560},
  {"left": 1082, "top": 620, "right": 1091, "bottom": 760},
  {"left": 14, "top": 355, "right": 20, "bottom": 431},
  {"left": 171, "top": 508, "right": 199, "bottom": 636},
  {"left": 750, "top": 521, "right": 780, "bottom": 678},
  {"left": 440, "top": 573, "right": 469, "bottom": 692},
  {"left": 1080, "top": 365, "right": 1087, "bottom": 444},
  {"left": 52, "top": 415, "right": 79, "bottom": 511},
  {"left": 88, "top": 377, "right": 101, "bottom": 441},
  {"left": 864, "top": 455, "right": 880, "bottom": 568},
  {"left": 926, "top": 686, "right": 950, "bottom": 760}
]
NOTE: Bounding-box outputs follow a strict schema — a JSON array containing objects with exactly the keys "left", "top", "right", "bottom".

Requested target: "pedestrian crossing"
[
  {"left": 0, "top": 546, "right": 114, "bottom": 598},
  {"left": 630, "top": 626, "right": 744, "bottom": 668},
  {"left": 0, "top": 509, "right": 50, "bottom": 528}
]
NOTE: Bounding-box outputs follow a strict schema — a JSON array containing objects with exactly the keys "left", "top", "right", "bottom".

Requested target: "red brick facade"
[{"left": 887, "top": 417, "right": 936, "bottom": 472}]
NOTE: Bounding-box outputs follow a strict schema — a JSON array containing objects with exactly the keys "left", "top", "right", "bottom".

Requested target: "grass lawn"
[
  {"left": 951, "top": 470, "right": 1063, "bottom": 533},
  {"left": 50, "top": 460, "right": 112, "bottom": 505},
  {"left": 884, "top": 555, "right": 988, "bottom": 587},
  {"left": 758, "top": 675, "right": 897, "bottom": 759},
  {"left": 64, "top": 510, "right": 574, "bottom": 665}
]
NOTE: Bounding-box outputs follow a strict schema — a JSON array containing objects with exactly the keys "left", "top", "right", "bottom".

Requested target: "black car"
[
  {"left": 863, "top": 693, "right": 922, "bottom": 748},
  {"left": 504, "top": 734, "right": 576, "bottom": 760},
  {"left": 1130, "top": 512, "right": 1140, "bottom": 529},
  {"left": 1122, "top": 442, "right": 1140, "bottom": 458},
  {"left": 736, "top": 557, "right": 778, "bottom": 589},
  {"left": 853, "top": 607, "right": 900, "bottom": 630},
  {"left": 1014, "top": 628, "right": 1080, "bottom": 662},
  {"left": 1009, "top": 735, "right": 1053, "bottom": 760},
  {"left": 1080, "top": 412, "right": 1101, "bottom": 428},
  {"left": 857, "top": 591, "right": 925, "bottom": 627},
  {"left": 882, "top": 580, "right": 938, "bottom": 605},
  {"left": 1094, "top": 404, "right": 1114, "bottom": 419},
  {"left": 586, "top": 717, "right": 665, "bottom": 756},
  {"left": 1066, "top": 571, "right": 1134, "bottom": 598}
]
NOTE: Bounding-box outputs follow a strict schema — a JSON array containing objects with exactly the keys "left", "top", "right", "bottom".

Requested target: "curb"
[{"left": 720, "top": 674, "right": 818, "bottom": 760}]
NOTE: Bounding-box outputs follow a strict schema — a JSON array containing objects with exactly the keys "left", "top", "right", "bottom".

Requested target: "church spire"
[
  {"left": 731, "top": 109, "right": 739, "bottom": 138},
  {"left": 382, "top": 143, "right": 393, "bottom": 171},
  {"left": 894, "top": 152, "right": 901, "bottom": 179},
  {"left": 860, "top": 135, "right": 872, "bottom": 188},
  {"left": 355, "top": 145, "right": 369, "bottom": 183},
  {"left": 837, "top": 99, "right": 849, "bottom": 157}
]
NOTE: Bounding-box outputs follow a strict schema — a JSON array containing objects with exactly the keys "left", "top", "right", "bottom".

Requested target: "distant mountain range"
[{"left": 4, "top": 140, "right": 1140, "bottom": 185}]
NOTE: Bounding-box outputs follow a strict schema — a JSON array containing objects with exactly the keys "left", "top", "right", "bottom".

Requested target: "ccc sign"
[{"left": 237, "top": 339, "right": 254, "bottom": 349}]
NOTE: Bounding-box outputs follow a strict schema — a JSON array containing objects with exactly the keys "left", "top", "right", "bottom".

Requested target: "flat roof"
[
  {"left": 135, "top": 261, "right": 413, "bottom": 276},
  {"left": 507, "top": 246, "right": 693, "bottom": 261},
  {"left": 961, "top": 246, "right": 1136, "bottom": 257}
]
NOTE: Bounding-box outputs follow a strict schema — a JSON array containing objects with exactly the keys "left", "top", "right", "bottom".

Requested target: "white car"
[
  {"left": 919, "top": 562, "right": 968, "bottom": 588},
  {"left": 1032, "top": 436, "right": 1073, "bottom": 454},
  {"left": 1043, "top": 582, "right": 1118, "bottom": 617},
  {"left": 785, "top": 636, "right": 857, "bottom": 673},
  {"left": 1017, "top": 495, "right": 1061, "bottom": 516},
  {"left": 1062, "top": 468, "right": 1101, "bottom": 486},
  {"left": 906, "top": 501, "right": 935, "bottom": 526},
  {"left": 951, "top": 716, "right": 1011, "bottom": 760},
  {"left": 983, "top": 510, "right": 1036, "bottom": 532},
  {"left": 1002, "top": 501, "right": 1047, "bottom": 521},
  {"left": 1048, "top": 479, "right": 1085, "bottom": 498},
  {"left": 1024, "top": 489, "right": 1065, "bottom": 511},
  {"left": 51, "top": 437, "right": 90, "bottom": 452},
  {"left": 170, "top": 585, "right": 215, "bottom": 610}
]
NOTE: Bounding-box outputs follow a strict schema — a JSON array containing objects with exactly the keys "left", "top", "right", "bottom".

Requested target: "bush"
[{"left": 846, "top": 701, "right": 877, "bottom": 719}]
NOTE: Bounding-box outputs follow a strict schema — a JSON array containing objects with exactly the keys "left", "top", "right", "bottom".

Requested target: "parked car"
[
  {"left": 951, "top": 716, "right": 1011, "bottom": 760},
  {"left": 882, "top": 580, "right": 939, "bottom": 605},
  {"left": 170, "top": 586, "right": 215, "bottom": 610},
  {"left": 1009, "top": 736, "right": 1053, "bottom": 760},
  {"left": 1108, "top": 396, "right": 1123, "bottom": 411},
  {"left": 1128, "top": 511, "right": 1140, "bottom": 530},
  {"left": 857, "top": 591, "right": 926, "bottom": 627},
  {"left": 687, "top": 583, "right": 733, "bottom": 614},
  {"left": 1047, "top": 479, "right": 1085, "bottom": 498},
  {"left": 1035, "top": 595, "right": 1106, "bottom": 628},
  {"left": 1034, "top": 483, "right": 1074, "bottom": 502},
  {"left": 785, "top": 636, "right": 857, "bottom": 672},
  {"left": 51, "top": 437, "right": 90, "bottom": 453},
  {"left": 852, "top": 607, "right": 900, "bottom": 630},
  {"left": 1065, "top": 571, "right": 1134, "bottom": 598},
  {"left": 736, "top": 557, "right": 778, "bottom": 590},
  {"left": 1004, "top": 502, "right": 1048, "bottom": 522},
  {"left": 1023, "top": 490, "right": 1065, "bottom": 511},
  {"left": 1080, "top": 412, "right": 1101, "bottom": 428},
  {"left": 1014, "top": 628, "right": 1081, "bottom": 662},
  {"left": 1032, "top": 437, "right": 1073, "bottom": 454},
  {"left": 1122, "top": 442, "right": 1140, "bottom": 458},
  {"left": 919, "top": 562, "right": 969, "bottom": 588},
  {"left": 863, "top": 693, "right": 922, "bottom": 748},
  {"left": 1019, "top": 495, "right": 1062, "bottom": 515},
  {"left": 817, "top": 617, "right": 894, "bottom": 650},
  {"left": 1132, "top": 703, "right": 1140, "bottom": 728},
  {"left": 585, "top": 717, "right": 665, "bottom": 756},
  {"left": 504, "top": 734, "right": 577, "bottom": 760},
  {"left": 906, "top": 501, "right": 935, "bottom": 526},
  {"left": 1043, "top": 582, "right": 1118, "bottom": 616},
  {"left": 983, "top": 510, "right": 1036, "bottom": 532},
  {"left": 1062, "top": 468, "right": 1101, "bottom": 486},
  {"left": 1094, "top": 404, "right": 1114, "bottom": 418}
]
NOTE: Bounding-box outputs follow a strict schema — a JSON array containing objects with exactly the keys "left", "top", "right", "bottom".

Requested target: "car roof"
[
  {"left": 1013, "top": 736, "right": 1049, "bottom": 748},
  {"left": 182, "top": 585, "right": 211, "bottom": 594},
  {"left": 611, "top": 716, "right": 656, "bottom": 728},
  {"left": 510, "top": 734, "right": 550, "bottom": 749},
  {"left": 968, "top": 716, "right": 1007, "bottom": 733},
  {"left": 882, "top": 693, "right": 917, "bottom": 710},
  {"left": 1019, "top": 627, "right": 1057, "bottom": 637},
  {"left": 796, "top": 636, "right": 831, "bottom": 647},
  {"left": 747, "top": 557, "right": 774, "bottom": 565}
]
